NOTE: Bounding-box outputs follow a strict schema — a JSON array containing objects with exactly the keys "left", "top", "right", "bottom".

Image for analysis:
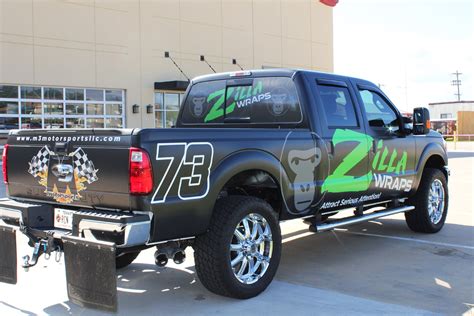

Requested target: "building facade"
[
  {"left": 428, "top": 101, "right": 474, "bottom": 120},
  {"left": 0, "top": 0, "right": 334, "bottom": 131}
]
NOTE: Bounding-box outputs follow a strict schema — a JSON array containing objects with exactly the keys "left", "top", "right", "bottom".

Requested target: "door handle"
[{"left": 325, "top": 140, "right": 334, "bottom": 156}]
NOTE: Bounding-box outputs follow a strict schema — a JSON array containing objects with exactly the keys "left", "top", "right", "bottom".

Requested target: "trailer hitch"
[{"left": 22, "top": 235, "right": 59, "bottom": 271}]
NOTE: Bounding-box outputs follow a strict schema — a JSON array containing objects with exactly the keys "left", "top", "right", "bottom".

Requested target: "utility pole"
[{"left": 451, "top": 70, "right": 462, "bottom": 101}]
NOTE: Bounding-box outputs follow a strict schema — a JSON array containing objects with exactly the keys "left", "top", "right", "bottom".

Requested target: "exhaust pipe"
[
  {"left": 154, "top": 251, "right": 168, "bottom": 267},
  {"left": 172, "top": 250, "right": 186, "bottom": 264}
]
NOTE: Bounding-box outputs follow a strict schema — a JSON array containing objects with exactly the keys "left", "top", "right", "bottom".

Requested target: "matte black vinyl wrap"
[
  {"left": 5, "top": 70, "right": 448, "bottom": 244},
  {"left": 0, "top": 226, "right": 17, "bottom": 284}
]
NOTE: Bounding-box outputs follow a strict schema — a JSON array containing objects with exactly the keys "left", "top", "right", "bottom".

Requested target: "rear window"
[{"left": 181, "top": 77, "right": 302, "bottom": 124}]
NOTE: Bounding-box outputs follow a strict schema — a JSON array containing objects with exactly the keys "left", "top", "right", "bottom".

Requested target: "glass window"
[
  {"left": 65, "top": 103, "right": 84, "bottom": 115},
  {"left": 440, "top": 113, "right": 452, "bottom": 119},
  {"left": 0, "top": 117, "right": 19, "bottom": 130},
  {"left": 105, "top": 90, "right": 122, "bottom": 102},
  {"left": 181, "top": 78, "right": 302, "bottom": 125},
  {"left": 106, "top": 104, "right": 122, "bottom": 115},
  {"left": 318, "top": 85, "right": 358, "bottom": 128},
  {"left": 155, "top": 111, "right": 164, "bottom": 127},
  {"left": 44, "top": 117, "right": 64, "bottom": 129},
  {"left": 87, "top": 103, "right": 104, "bottom": 115},
  {"left": 87, "top": 118, "right": 104, "bottom": 128},
  {"left": 165, "top": 111, "right": 178, "bottom": 128},
  {"left": 0, "top": 85, "right": 18, "bottom": 98},
  {"left": 164, "top": 94, "right": 180, "bottom": 111},
  {"left": 44, "top": 102, "right": 64, "bottom": 115},
  {"left": 66, "top": 117, "right": 85, "bottom": 128},
  {"left": 21, "top": 102, "right": 42, "bottom": 115},
  {"left": 154, "top": 92, "right": 163, "bottom": 110},
  {"left": 44, "top": 87, "right": 63, "bottom": 100},
  {"left": 358, "top": 89, "right": 399, "bottom": 130},
  {"left": 66, "top": 89, "right": 84, "bottom": 101},
  {"left": 0, "top": 101, "right": 19, "bottom": 114},
  {"left": 0, "top": 85, "right": 124, "bottom": 131},
  {"left": 21, "top": 86, "right": 41, "bottom": 99},
  {"left": 86, "top": 89, "right": 104, "bottom": 101},
  {"left": 105, "top": 118, "right": 123, "bottom": 128},
  {"left": 21, "top": 117, "right": 42, "bottom": 129}
]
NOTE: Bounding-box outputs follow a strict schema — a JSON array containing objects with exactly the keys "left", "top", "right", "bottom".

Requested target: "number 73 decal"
[{"left": 151, "top": 142, "right": 214, "bottom": 204}]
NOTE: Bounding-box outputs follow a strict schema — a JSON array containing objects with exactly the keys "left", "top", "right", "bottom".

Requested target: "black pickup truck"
[{"left": 0, "top": 69, "right": 449, "bottom": 311}]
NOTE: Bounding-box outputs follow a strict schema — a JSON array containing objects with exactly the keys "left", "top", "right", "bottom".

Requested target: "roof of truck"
[{"left": 191, "top": 68, "right": 377, "bottom": 88}]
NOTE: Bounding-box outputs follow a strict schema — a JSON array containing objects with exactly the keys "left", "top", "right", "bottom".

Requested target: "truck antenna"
[{"left": 164, "top": 51, "right": 190, "bottom": 81}]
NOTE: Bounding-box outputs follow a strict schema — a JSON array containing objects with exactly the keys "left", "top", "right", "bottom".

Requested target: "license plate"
[{"left": 54, "top": 208, "right": 75, "bottom": 230}]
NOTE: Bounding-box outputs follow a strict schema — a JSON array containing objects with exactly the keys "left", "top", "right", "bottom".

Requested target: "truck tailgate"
[{"left": 6, "top": 129, "right": 134, "bottom": 210}]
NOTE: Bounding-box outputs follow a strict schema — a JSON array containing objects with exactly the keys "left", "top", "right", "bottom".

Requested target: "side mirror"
[
  {"left": 413, "top": 107, "right": 430, "bottom": 135},
  {"left": 402, "top": 116, "right": 413, "bottom": 135}
]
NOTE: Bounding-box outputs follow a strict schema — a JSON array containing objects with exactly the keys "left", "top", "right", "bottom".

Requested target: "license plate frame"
[{"left": 54, "top": 208, "right": 75, "bottom": 230}]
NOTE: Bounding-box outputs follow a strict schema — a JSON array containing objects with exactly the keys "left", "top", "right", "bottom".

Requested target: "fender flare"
[
  {"left": 206, "top": 149, "right": 291, "bottom": 217},
  {"left": 413, "top": 142, "right": 448, "bottom": 190}
]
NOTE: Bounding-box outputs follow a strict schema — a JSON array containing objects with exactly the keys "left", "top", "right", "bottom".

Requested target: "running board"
[{"left": 310, "top": 205, "right": 415, "bottom": 233}]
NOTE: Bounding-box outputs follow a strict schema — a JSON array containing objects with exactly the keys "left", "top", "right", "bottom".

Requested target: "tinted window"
[
  {"left": 181, "top": 77, "right": 302, "bottom": 124},
  {"left": 318, "top": 85, "right": 358, "bottom": 128},
  {"left": 359, "top": 90, "right": 399, "bottom": 131}
]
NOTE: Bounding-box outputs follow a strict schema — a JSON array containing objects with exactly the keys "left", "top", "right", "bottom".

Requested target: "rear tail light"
[
  {"left": 129, "top": 147, "right": 153, "bottom": 195},
  {"left": 2, "top": 144, "right": 8, "bottom": 184}
]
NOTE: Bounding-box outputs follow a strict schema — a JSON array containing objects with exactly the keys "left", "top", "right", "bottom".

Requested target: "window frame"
[
  {"left": 0, "top": 85, "right": 126, "bottom": 131},
  {"left": 154, "top": 91, "right": 185, "bottom": 128},
  {"left": 316, "top": 82, "right": 360, "bottom": 129}
]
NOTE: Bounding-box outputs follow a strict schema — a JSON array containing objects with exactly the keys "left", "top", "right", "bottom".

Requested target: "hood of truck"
[{"left": 5, "top": 129, "right": 136, "bottom": 210}]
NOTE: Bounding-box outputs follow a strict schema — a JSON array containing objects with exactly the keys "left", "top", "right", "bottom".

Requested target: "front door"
[{"left": 353, "top": 82, "right": 416, "bottom": 200}]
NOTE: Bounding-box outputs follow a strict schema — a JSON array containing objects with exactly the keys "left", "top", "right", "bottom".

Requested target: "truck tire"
[
  {"left": 116, "top": 251, "right": 141, "bottom": 269},
  {"left": 405, "top": 168, "right": 448, "bottom": 233},
  {"left": 194, "top": 196, "right": 282, "bottom": 299}
]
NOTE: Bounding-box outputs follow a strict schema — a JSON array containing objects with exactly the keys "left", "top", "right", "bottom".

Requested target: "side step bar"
[{"left": 310, "top": 205, "right": 415, "bottom": 233}]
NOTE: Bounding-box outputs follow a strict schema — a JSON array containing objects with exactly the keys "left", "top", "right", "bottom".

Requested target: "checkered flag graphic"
[
  {"left": 71, "top": 148, "right": 98, "bottom": 184},
  {"left": 28, "top": 146, "right": 51, "bottom": 177}
]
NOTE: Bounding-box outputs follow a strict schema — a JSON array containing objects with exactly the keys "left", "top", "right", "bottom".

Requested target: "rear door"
[
  {"left": 6, "top": 129, "right": 133, "bottom": 210},
  {"left": 311, "top": 76, "right": 373, "bottom": 212}
]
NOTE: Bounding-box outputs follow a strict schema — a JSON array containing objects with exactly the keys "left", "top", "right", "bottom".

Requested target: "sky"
[{"left": 333, "top": 0, "right": 473, "bottom": 112}]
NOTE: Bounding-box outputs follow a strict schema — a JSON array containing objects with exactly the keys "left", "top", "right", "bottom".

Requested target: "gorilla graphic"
[
  {"left": 191, "top": 97, "right": 206, "bottom": 117},
  {"left": 288, "top": 147, "right": 322, "bottom": 212}
]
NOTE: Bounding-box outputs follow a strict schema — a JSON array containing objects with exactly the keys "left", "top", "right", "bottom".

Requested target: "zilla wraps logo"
[
  {"left": 321, "top": 129, "right": 412, "bottom": 194},
  {"left": 28, "top": 146, "right": 99, "bottom": 203}
]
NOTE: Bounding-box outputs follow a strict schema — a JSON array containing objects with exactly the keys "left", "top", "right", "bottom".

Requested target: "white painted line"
[{"left": 336, "top": 230, "right": 474, "bottom": 250}]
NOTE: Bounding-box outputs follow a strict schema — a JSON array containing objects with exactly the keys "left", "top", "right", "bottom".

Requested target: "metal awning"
[{"left": 154, "top": 80, "right": 189, "bottom": 91}]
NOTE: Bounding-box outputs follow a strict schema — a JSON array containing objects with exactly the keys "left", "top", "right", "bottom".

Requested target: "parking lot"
[{"left": 0, "top": 148, "right": 473, "bottom": 315}]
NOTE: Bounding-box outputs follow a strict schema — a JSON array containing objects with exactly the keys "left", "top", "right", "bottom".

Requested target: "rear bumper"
[{"left": 0, "top": 198, "right": 152, "bottom": 248}]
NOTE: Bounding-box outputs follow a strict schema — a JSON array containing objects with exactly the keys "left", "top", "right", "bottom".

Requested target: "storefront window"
[
  {"left": 0, "top": 85, "right": 125, "bottom": 130},
  {"left": 154, "top": 92, "right": 184, "bottom": 128}
]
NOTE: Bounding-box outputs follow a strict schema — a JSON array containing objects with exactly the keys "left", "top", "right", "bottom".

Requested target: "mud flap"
[
  {"left": 0, "top": 225, "right": 17, "bottom": 284},
  {"left": 62, "top": 236, "right": 117, "bottom": 312}
]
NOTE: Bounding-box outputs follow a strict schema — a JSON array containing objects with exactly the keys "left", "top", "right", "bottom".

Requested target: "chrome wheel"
[
  {"left": 230, "top": 213, "right": 273, "bottom": 285},
  {"left": 428, "top": 179, "right": 445, "bottom": 224}
]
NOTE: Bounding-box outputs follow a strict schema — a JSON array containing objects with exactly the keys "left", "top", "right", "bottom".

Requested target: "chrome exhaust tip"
[
  {"left": 172, "top": 250, "right": 186, "bottom": 264},
  {"left": 154, "top": 251, "right": 168, "bottom": 267}
]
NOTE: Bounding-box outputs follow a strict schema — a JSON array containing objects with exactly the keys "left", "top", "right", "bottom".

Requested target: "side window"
[
  {"left": 318, "top": 85, "right": 358, "bottom": 128},
  {"left": 358, "top": 90, "right": 399, "bottom": 131}
]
